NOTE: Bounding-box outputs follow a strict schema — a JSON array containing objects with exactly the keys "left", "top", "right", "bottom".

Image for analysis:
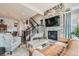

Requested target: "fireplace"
[{"left": 48, "top": 31, "right": 58, "bottom": 41}]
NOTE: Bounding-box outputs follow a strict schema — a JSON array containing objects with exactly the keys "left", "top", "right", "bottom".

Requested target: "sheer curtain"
[{"left": 63, "top": 11, "right": 71, "bottom": 39}]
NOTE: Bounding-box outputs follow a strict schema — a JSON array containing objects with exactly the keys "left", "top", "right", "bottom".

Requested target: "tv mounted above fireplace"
[{"left": 45, "top": 16, "right": 60, "bottom": 27}]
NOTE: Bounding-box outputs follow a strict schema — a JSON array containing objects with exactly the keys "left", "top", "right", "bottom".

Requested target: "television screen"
[{"left": 45, "top": 16, "right": 60, "bottom": 27}]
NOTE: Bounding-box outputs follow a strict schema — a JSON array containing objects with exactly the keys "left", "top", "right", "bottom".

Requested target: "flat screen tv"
[{"left": 45, "top": 16, "right": 60, "bottom": 27}]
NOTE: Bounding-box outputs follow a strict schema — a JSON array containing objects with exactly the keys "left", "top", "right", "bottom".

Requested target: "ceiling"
[
  {"left": 0, "top": 3, "right": 37, "bottom": 20},
  {"left": 0, "top": 3, "right": 58, "bottom": 20},
  {"left": 0, "top": 3, "right": 79, "bottom": 21},
  {"left": 22, "top": 3, "right": 57, "bottom": 13}
]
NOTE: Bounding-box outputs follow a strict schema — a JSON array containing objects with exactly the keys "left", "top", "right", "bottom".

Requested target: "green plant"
[{"left": 72, "top": 25, "right": 79, "bottom": 38}]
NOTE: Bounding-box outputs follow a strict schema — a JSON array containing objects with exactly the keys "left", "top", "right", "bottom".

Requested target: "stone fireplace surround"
[
  {"left": 44, "top": 13, "right": 64, "bottom": 41},
  {"left": 44, "top": 12, "right": 64, "bottom": 41},
  {"left": 44, "top": 3, "right": 64, "bottom": 42},
  {"left": 45, "top": 25, "right": 63, "bottom": 41}
]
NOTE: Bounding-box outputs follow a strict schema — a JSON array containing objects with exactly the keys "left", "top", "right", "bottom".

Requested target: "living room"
[{"left": 0, "top": 3, "right": 79, "bottom": 56}]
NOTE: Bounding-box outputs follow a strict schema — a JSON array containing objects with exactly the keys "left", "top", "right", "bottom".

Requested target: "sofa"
[
  {"left": 31, "top": 39, "right": 79, "bottom": 56},
  {"left": 0, "top": 33, "right": 21, "bottom": 54},
  {"left": 0, "top": 34, "right": 5, "bottom": 55},
  {"left": 0, "top": 33, "right": 5, "bottom": 47}
]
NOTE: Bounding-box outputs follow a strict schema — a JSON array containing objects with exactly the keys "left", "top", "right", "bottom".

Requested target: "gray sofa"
[{"left": 0, "top": 33, "right": 21, "bottom": 54}]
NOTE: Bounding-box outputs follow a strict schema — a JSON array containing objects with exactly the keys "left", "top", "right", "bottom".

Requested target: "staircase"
[{"left": 25, "top": 18, "right": 45, "bottom": 41}]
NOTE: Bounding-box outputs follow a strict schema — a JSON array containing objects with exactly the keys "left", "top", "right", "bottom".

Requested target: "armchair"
[
  {"left": 0, "top": 33, "right": 5, "bottom": 55},
  {"left": 0, "top": 33, "right": 5, "bottom": 47},
  {"left": 3, "top": 33, "right": 21, "bottom": 54}
]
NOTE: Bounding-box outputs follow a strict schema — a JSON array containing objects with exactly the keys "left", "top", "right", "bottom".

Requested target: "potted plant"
[{"left": 71, "top": 25, "right": 79, "bottom": 40}]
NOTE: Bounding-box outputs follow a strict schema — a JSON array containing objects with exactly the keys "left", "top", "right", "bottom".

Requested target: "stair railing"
[{"left": 25, "top": 17, "right": 45, "bottom": 41}]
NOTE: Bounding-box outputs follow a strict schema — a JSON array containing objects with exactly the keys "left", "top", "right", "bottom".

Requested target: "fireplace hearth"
[{"left": 48, "top": 31, "right": 58, "bottom": 41}]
